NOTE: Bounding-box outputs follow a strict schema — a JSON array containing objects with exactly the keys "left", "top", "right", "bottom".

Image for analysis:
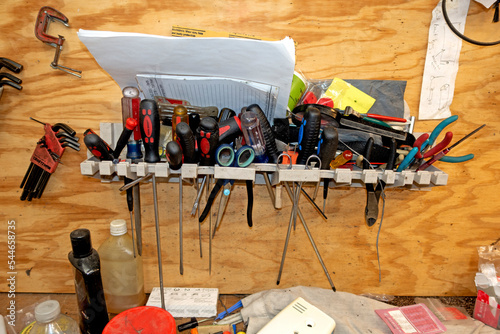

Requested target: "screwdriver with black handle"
[
  {"left": 116, "top": 118, "right": 140, "bottom": 256},
  {"left": 297, "top": 106, "right": 322, "bottom": 165},
  {"left": 166, "top": 141, "right": 185, "bottom": 275},
  {"left": 176, "top": 122, "right": 197, "bottom": 164},
  {"left": 177, "top": 318, "right": 212, "bottom": 332},
  {"left": 245, "top": 104, "right": 279, "bottom": 207},
  {"left": 139, "top": 99, "right": 165, "bottom": 309},
  {"left": 83, "top": 129, "right": 114, "bottom": 161},
  {"left": 317, "top": 126, "right": 339, "bottom": 212},
  {"left": 113, "top": 117, "right": 138, "bottom": 160},
  {"left": 196, "top": 117, "right": 219, "bottom": 274},
  {"left": 176, "top": 121, "right": 204, "bottom": 257}
]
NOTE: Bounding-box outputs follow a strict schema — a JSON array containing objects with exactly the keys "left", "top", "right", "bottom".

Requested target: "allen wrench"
[
  {"left": 35, "top": 6, "right": 82, "bottom": 77},
  {"left": 0, "top": 58, "right": 23, "bottom": 100}
]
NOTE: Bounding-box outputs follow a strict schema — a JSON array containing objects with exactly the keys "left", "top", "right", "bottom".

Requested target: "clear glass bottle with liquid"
[
  {"left": 22, "top": 300, "right": 79, "bottom": 334},
  {"left": 98, "top": 219, "right": 146, "bottom": 314}
]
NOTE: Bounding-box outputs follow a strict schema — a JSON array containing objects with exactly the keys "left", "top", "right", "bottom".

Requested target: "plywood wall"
[{"left": 0, "top": 0, "right": 498, "bottom": 296}]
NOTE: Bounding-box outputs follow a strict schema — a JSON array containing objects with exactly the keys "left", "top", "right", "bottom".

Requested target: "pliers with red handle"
[{"left": 419, "top": 115, "right": 474, "bottom": 163}]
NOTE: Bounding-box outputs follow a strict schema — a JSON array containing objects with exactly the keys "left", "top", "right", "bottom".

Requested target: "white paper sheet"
[
  {"left": 136, "top": 74, "right": 279, "bottom": 119},
  {"left": 77, "top": 29, "right": 295, "bottom": 119},
  {"left": 418, "top": 0, "right": 470, "bottom": 120},
  {"left": 474, "top": 0, "right": 496, "bottom": 8}
]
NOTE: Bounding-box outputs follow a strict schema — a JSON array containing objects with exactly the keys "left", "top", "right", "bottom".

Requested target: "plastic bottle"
[
  {"left": 98, "top": 219, "right": 146, "bottom": 314},
  {"left": 68, "top": 228, "right": 109, "bottom": 334},
  {"left": 21, "top": 300, "right": 79, "bottom": 334}
]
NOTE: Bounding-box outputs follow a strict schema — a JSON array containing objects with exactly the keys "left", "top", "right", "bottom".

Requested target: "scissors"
[{"left": 199, "top": 144, "right": 255, "bottom": 234}]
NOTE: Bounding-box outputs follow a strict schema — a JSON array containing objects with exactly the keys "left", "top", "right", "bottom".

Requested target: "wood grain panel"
[{"left": 0, "top": 0, "right": 499, "bottom": 296}]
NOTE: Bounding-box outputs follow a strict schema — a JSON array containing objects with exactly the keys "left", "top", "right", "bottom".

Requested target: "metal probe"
[{"left": 283, "top": 182, "right": 336, "bottom": 291}]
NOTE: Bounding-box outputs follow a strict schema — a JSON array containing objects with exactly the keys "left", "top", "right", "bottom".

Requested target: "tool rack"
[
  {"left": 80, "top": 159, "right": 448, "bottom": 189},
  {"left": 80, "top": 122, "right": 448, "bottom": 204}
]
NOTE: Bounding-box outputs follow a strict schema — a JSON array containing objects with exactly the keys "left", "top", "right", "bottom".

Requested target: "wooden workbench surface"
[{"left": 0, "top": 0, "right": 499, "bottom": 297}]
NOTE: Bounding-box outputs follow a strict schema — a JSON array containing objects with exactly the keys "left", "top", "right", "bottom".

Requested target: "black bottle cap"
[{"left": 70, "top": 229, "right": 93, "bottom": 258}]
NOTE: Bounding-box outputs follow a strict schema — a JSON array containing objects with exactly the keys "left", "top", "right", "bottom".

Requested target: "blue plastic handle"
[
  {"left": 440, "top": 154, "right": 474, "bottom": 163},
  {"left": 216, "top": 300, "right": 243, "bottom": 320},
  {"left": 396, "top": 147, "right": 419, "bottom": 172},
  {"left": 427, "top": 115, "right": 458, "bottom": 147}
]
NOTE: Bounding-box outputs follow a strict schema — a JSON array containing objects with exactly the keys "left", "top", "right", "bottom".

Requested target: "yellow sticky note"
[{"left": 323, "top": 78, "right": 376, "bottom": 113}]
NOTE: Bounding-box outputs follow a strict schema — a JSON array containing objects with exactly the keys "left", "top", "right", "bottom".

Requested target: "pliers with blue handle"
[{"left": 423, "top": 115, "right": 474, "bottom": 163}]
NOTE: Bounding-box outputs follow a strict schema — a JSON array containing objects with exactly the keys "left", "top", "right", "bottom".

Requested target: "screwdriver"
[
  {"left": 176, "top": 121, "right": 203, "bottom": 256},
  {"left": 166, "top": 141, "right": 184, "bottom": 275},
  {"left": 124, "top": 177, "right": 136, "bottom": 258},
  {"left": 139, "top": 99, "right": 165, "bottom": 309},
  {"left": 316, "top": 126, "right": 338, "bottom": 212},
  {"left": 176, "top": 122, "right": 197, "bottom": 163},
  {"left": 121, "top": 86, "right": 142, "bottom": 142},
  {"left": 83, "top": 129, "right": 114, "bottom": 161},
  {"left": 244, "top": 104, "right": 278, "bottom": 207},
  {"left": 113, "top": 118, "right": 138, "bottom": 160},
  {"left": 417, "top": 124, "right": 485, "bottom": 171},
  {"left": 177, "top": 318, "right": 212, "bottom": 332},
  {"left": 196, "top": 117, "right": 219, "bottom": 274}
]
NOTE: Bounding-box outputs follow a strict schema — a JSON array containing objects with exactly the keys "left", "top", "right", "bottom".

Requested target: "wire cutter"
[
  {"left": 365, "top": 138, "right": 397, "bottom": 225},
  {"left": 199, "top": 145, "right": 255, "bottom": 234}
]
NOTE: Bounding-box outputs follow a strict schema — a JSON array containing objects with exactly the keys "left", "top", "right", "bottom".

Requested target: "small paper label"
[
  {"left": 388, "top": 310, "right": 417, "bottom": 333},
  {"left": 146, "top": 287, "right": 218, "bottom": 318}
]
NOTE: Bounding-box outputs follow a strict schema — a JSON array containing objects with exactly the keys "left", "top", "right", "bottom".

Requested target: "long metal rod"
[
  {"left": 191, "top": 176, "right": 207, "bottom": 215},
  {"left": 277, "top": 181, "right": 299, "bottom": 285},
  {"left": 152, "top": 175, "right": 165, "bottom": 309},
  {"left": 284, "top": 182, "right": 336, "bottom": 291},
  {"left": 133, "top": 184, "right": 142, "bottom": 256},
  {"left": 195, "top": 178, "right": 203, "bottom": 258},
  {"left": 262, "top": 172, "right": 276, "bottom": 207},
  {"left": 299, "top": 186, "right": 327, "bottom": 219},
  {"left": 208, "top": 175, "right": 213, "bottom": 275},
  {"left": 129, "top": 211, "right": 136, "bottom": 258},
  {"left": 119, "top": 173, "right": 152, "bottom": 192},
  {"left": 292, "top": 181, "right": 302, "bottom": 230}
]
